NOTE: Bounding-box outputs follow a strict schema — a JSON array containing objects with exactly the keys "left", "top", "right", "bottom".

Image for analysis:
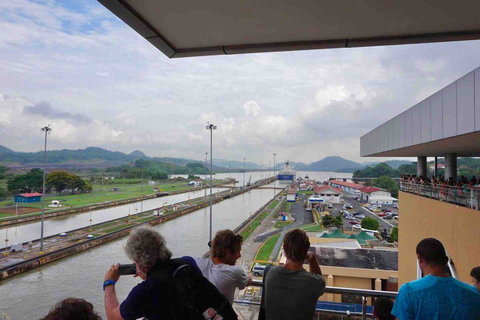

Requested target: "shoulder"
[
  {"left": 452, "top": 278, "right": 480, "bottom": 296},
  {"left": 193, "top": 257, "right": 212, "bottom": 269}
]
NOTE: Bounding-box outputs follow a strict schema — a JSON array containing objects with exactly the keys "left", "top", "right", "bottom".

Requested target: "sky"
[{"left": 1, "top": 1, "right": 480, "bottom": 165}]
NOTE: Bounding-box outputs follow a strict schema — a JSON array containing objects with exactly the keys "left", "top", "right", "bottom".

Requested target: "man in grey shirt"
[{"left": 265, "top": 228, "right": 325, "bottom": 320}]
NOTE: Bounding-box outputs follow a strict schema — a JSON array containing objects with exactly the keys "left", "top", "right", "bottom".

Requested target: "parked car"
[
  {"left": 352, "top": 224, "right": 362, "bottom": 229},
  {"left": 383, "top": 215, "right": 393, "bottom": 219},
  {"left": 252, "top": 264, "right": 268, "bottom": 276},
  {"left": 354, "top": 213, "right": 365, "bottom": 219},
  {"left": 378, "top": 212, "right": 387, "bottom": 217},
  {"left": 345, "top": 215, "right": 356, "bottom": 220},
  {"left": 345, "top": 204, "right": 353, "bottom": 209},
  {"left": 392, "top": 204, "right": 398, "bottom": 208},
  {"left": 393, "top": 216, "right": 399, "bottom": 220},
  {"left": 349, "top": 220, "right": 359, "bottom": 225},
  {"left": 328, "top": 203, "right": 333, "bottom": 209}
]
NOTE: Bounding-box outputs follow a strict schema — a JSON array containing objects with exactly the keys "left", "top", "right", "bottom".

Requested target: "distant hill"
[
  {"left": 362, "top": 160, "right": 414, "bottom": 169},
  {"left": 274, "top": 161, "right": 309, "bottom": 171},
  {"left": 0, "top": 145, "right": 13, "bottom": 154},
  {"left": 212, "top": 159, "right": 262, "bottom": 170},
  {"left": 308, "top": 156, "right": 363, "bottom": 172}
]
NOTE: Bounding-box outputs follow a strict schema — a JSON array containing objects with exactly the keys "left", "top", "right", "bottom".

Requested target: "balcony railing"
[
  {"left": 400, "top": 181, "right": 480, "bottom": 210},
  {"left": 234, "top": 279, "right": 397, "bottom": 320}
]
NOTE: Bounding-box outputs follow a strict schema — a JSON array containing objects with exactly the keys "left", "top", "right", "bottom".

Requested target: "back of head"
[
  {"left": 211, "top": 229, "right": 243, "bottom": 259},
  {"left": 373, "top": 297, "right": 394, "bottom": 320},
  {"left": 471, "top": 267, "right": 480, "bottom": 283},
  {"left": 283, "top": 228, "right": 310, "bottom": 262},
  {"left": 125, "top": 226, "right": 172, "bottom": 270},
  {"left": 416, "top": 238, "right": 448, "bottom": 266},
  {"left": 40, "top": 298, "right": 101, "bottom": 320}
]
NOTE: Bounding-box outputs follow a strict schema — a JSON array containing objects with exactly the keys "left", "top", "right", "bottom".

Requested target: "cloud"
[
  {"left": 23, "top": 101, "right": 91, "bottom": 123},
  {"left": 2, "top": 1, "right": 480, "bottom": 164}
]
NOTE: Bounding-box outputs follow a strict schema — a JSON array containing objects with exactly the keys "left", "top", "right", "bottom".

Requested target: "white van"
[{"left": 252, "top": 264, "right": 268, "bottom": 276}]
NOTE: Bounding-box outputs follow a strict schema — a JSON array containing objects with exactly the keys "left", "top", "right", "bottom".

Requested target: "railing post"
[{"left": 362, "top": 296, "right": 367, "bottom": 320}]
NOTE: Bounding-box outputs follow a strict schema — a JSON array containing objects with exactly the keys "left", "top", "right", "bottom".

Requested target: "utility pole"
[
  {"left": 141, "top": 159, "right": 144, "bottom": 214},
  {"left": 206, "top": 123, "right": 217, "bottom": 243},
  {"left": 205, "top": 152, "right": 208, "bottom": 198},
  {"left": 260, "top": 161, "right": 263, "bottom": 180},
  {"left": 273, "top": 153, "right": 277, "bottom": 199},
  {"left": 243, "top": 158, "right": 246, "bottom": 188},
  {"left": 40, "top": 125, "right": 52, "bottom": 253}
]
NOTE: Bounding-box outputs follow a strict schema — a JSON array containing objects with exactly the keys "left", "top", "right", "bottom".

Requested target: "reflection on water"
[
  {"left": 0, "top": 188, "right": 228, "bottom": 249},
  {"left": 0, "top": 188, "right": 281, "bottom": 319}
]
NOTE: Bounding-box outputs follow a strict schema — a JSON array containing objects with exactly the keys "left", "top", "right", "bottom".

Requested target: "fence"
[
  {"left": 400, "top": 182, "right": 480, "bottom": 210},
  {"left": 234, "top": 279, "right": 397, "bottom": 320}
]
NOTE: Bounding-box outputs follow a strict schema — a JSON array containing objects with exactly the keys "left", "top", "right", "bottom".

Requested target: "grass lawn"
[
  {"left": 240, "top": 211, "right": 269, "bottom": 240},
  {"left": 256, "top": 234, "right": 280, "bottom": 261},
  {"left": 273, "top": 221, "right": 292, "bottom": 229},
  {"left": 300, "top": 224, "right": 323, "bottom": 232},
  {"left": 268, "top": 200, "right": 279, "bottom": 210},
  {"left": 298, "top": 190, "right": 314, "bottom": 195}
]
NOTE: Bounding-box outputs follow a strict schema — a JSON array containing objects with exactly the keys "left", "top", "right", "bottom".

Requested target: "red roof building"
[{"left": 357, "top": 187, "right": 381, "bottom": 193}]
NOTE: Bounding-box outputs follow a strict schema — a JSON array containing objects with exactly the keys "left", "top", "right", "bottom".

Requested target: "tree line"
[
  {"left": 6, "top": 169, "right": 92, "bottom": 194},
  {"left": 105, "top": 159, "right": 208, "bottom": 179}
]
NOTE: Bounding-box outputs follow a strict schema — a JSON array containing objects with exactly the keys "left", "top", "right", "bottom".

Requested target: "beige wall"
[{"left": 399, "top": 191, "right": 480, "bottom": 286}]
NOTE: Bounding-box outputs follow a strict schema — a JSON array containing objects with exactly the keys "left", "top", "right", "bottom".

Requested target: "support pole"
[
  {"left": 434, "top": 157, "right": 438, "bottom": 178},
  {"left": 417, "top": 156, "right": 427, "bottom": 178},
  {"left": 445, "top": 153, "right": 457, "bottom": 182}
]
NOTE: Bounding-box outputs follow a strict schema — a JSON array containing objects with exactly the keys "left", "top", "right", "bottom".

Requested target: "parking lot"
[{"left": 323, "top": 196, "right": 397, "bottom": 233}]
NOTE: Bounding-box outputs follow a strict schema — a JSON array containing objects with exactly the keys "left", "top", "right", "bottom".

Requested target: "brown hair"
[
  {"left": 211, "top": 229, "right": 243, "bottom": 259},
  {"left": 283, "top": 229, "right": 310, "bottom": 262},
  {"left": 416, "top": 238, "right": 448, "bottom": 266},
  {"left": 40, "top": 298, "right": 101, "bottom": 320}
]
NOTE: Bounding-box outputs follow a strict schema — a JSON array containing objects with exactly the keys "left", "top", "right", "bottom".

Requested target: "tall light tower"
[
  {"left": 204, "top": 152, "right": 208, "bottom": 199},
  {"left": 243, "top": 158, "right": 246, "bottom": 187},
  {"left": 206, "top": 123, "right": 217, "bottom": 242},
  {"left": 273, "top": 153, "right": 277, "bottom": 199},
  {"left": 260, "top": 161, "right": 263, "bottom": 180},
  {"left": 140, "top": 159, "right": 144, "bottom": 214},
  {"left": 40, "top": 125, "right": 52, "bottom": 253}
]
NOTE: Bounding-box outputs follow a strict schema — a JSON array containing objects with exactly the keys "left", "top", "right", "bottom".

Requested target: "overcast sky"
[{"left": 1, "top": 1, "right": 480, "bottom": 164}]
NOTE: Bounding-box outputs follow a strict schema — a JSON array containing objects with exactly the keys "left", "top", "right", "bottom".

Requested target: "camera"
[{"left": 118, "top": 264, "right": 137, "bottom": 276}]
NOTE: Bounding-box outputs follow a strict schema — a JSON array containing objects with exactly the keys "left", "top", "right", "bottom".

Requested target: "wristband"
[{"left": 103, "top": 279, "right": 116, "bottom": 291}]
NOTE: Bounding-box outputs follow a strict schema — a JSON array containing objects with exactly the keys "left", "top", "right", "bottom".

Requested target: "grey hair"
[{"left": 124, "top": 226, "right": 172, "bottom": 270}]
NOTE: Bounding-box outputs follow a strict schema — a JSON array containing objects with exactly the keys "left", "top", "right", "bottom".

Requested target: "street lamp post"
[
  {"left": 141, "top": 160, "right": 144, "bottom": 214},
  {"left": 205, "top": 152, "right": 208, "bottom": 199},
  {"left": 40, "top": 125, "right": 52, "bottom": 253},
  {"left": 260, "top": 161, "right": 263, "bottom": 180},
  {"left": 273, "top": 153, "right": 276, "bottom": 199},
  {"left": 243, "top": 158, "right": 246, "bottom": 187},
  {"left": 206, "top": 123, "right": 217, "bottom": 243}
]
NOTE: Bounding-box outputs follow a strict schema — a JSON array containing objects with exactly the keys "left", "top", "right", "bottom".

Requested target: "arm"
[
  {"left": 104, "top": 264, "right": 124, "bottom": 320},
  {"left": 306, "top": 252, "right": 322, "bottom": 275},
  {"left": 247, "top": 273, "right": 253, "bottom": 285}
]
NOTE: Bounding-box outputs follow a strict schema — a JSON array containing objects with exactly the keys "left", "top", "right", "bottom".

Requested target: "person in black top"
[{"left": 103, "top": 226, "right": 174, "bottom": 320}]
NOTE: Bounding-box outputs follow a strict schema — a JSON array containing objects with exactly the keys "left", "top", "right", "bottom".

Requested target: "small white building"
[
  {"left": 188, "top": 180, "right": 203, "bottom": 187},
  {"left": 357, "top": 187, "right": 397, "bottom": 205},
  {"left": 286, "top": 191, "right": 297, "bottom": 202},
  {"left": 313, "top": 185, "right": 343, "bottom": 204},
  {"left": 148, "top": 180, "right": 156, "bottom": 186}
]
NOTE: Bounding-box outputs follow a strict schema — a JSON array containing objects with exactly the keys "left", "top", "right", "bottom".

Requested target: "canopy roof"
[
  {"left": 327, "top": 229, "right": 349, "bottom": 239},
  {"left": 98, "top": 0, "right": 480, "bottom": 58}
]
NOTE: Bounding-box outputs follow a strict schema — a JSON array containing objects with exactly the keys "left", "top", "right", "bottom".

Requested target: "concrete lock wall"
[{"left": 398, "top": 192, "right": 480, "bottom": 286}]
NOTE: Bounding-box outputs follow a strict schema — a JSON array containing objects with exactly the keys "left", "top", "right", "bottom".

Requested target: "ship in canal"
[{"left": 277, "top": 160, "right": 296, "bottom": 184}]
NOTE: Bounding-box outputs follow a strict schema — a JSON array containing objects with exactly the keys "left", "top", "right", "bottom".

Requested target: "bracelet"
[{"left": 103, "top": 279, "right": 116, "bottom": 291}]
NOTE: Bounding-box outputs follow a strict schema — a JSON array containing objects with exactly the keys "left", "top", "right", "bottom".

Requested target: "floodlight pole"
[
  {"left": 206, "top": 123, "right": 217, "bottom": 242},
  {"left": 243, "top": 158, "right": 246, "bottom": 187},
  {"left": 273, "top": 153, "right": 276, "bottom": 199},
  {"left": 205, "top": 152, "right": 208, "bottom": 199},
  {"left": 141, "top": 159, "right": 144, "bottom": 213},
  {"left": 40, "top": 125, "right": 52, "bottom": 253}
]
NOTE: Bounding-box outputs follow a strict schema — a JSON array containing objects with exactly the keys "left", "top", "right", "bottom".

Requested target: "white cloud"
[{"left": 1, "top": 1, "right": 480, "bottom": 163}]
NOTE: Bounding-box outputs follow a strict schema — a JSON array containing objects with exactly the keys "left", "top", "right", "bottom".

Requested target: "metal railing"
[
  {"left": 400, "top": 181, "right": 480, "bottom": 210},
  {"left": 234, "top": 279, "right": 397, "bottom": 320}
]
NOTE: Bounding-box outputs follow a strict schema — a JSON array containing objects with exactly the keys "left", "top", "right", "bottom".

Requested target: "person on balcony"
[
  {"left": 264, "top": 228, "right": 325, "bottom": 320},
  {"left": 194, "top": 229, "right": 252, "bottom": 304},
  {"left": 471, "top": 267, "right": 480, "bottom": 292},
  {"left": 392, "top": 238, "right": 480, "bottom": 320},
  {"left": 373, "top": 297, "right": 395, "bottom": 320}
]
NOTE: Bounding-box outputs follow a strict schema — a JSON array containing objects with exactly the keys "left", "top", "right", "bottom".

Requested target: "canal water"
[
  {"left": 0, "top": 171, "right": 352, "bottom": 318},
  {"left": 0, "top": 187, "right": 282, "bottom": 319},
  {"left": 0, "top": 188, "right": 228, "bottom": 249}
]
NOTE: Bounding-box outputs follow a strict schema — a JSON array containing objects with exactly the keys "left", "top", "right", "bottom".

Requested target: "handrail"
[
  {"left": 237, "top": 279, "right": 397, "bottom": 320},
  {"left": 399, "top": 181, "right": 480, "bottom": 210}
]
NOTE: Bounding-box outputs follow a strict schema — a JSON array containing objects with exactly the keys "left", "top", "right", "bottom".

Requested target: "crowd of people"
[
  {"left": 401, "top": 174, "right": 480, "bottom": 188},
  {"left": 39, "top": 227, "right": 480, "bottom": 320}
]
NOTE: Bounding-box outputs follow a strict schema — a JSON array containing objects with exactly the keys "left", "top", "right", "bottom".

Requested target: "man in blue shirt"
[{"left": 392, "top": 238, "right": 480, "bottom": 320}]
